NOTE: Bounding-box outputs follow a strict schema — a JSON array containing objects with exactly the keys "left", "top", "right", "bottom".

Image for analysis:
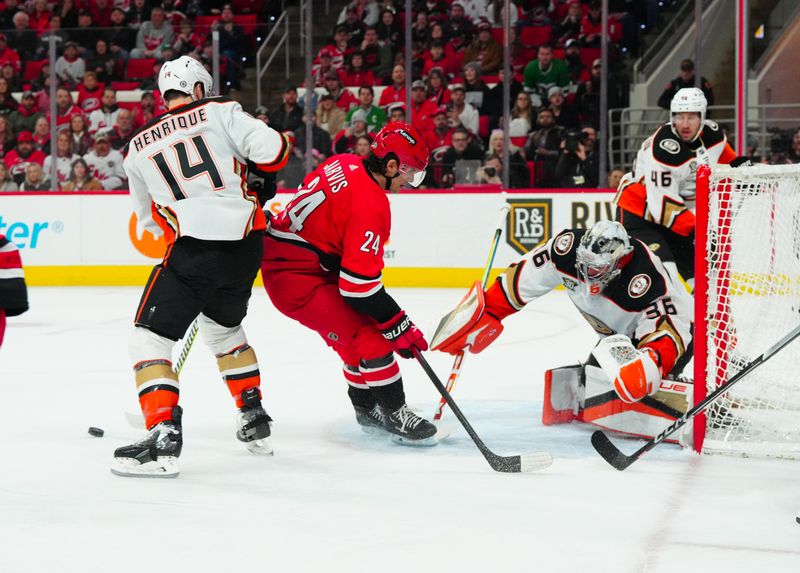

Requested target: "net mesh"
[{"left": 702, "top": 164, "right": 800, "bottom": 458}]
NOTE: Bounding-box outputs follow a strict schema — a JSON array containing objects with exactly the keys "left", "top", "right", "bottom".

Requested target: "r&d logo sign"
[
  {"left": 0, "top": 215, "right": 56, "bottom": 249},
  {"left": 505, "top": 199, "right": 551, "bottom": 255}
]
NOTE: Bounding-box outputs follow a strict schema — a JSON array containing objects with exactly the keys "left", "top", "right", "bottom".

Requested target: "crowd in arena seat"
[{"left": 0, "top": 0, "right": 278, "bottom": 191}]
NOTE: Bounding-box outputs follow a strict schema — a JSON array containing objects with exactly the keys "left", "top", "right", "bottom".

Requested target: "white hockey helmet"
[
  {"left": 576, "top": 220, "right": 634, "bottom": 296},
  {"left": 670, "top": 87, "right": 707, "bottom": 129},
  {"left": 158, "top": 56, "right": 214, "bottom": 100}
]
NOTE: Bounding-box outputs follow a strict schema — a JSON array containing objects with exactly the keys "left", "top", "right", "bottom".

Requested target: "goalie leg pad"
[{"left": 542, "top": 365, "right": 583, "bottom": 425}]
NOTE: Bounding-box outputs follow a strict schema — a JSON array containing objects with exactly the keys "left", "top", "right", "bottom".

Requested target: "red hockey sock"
[{"left": 0, "top": 308, "right": 6, "bottom": 348}]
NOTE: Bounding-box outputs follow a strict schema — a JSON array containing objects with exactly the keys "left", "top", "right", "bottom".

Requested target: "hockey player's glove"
[
  {"left": 247, "top": 161, "right": 277, "bottom": 205},
  {"left": 377, "top": 311, "right": 428, "bottom": 359},
  {"left": 730, "top": 156, "right": 753, "bottom": 168},
  {"left": 593, "top": 335, "right": 661, "bottom": 404}
]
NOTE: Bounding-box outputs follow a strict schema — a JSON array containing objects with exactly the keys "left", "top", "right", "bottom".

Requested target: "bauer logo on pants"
[{"left": 506, "top": 199, "right": 552, "bottom": 255}]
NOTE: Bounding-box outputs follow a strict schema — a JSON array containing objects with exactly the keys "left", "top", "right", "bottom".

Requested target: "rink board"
[{"left": 0, "top": 189, "right": 615, "bottom": 287}]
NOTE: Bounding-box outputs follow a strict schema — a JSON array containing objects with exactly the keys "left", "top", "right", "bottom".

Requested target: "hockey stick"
[
  {"left": 415, "top": 348, "right": 552, "bottom": 473},
  {"left": 124, "top": 319, "right": 200, "bottom": 428},
  {"left": 433, "top": 203, "right": 510, "bottom": 421},
  {"left": 592, "top": 322, "right": 800, "bottom": 470}
]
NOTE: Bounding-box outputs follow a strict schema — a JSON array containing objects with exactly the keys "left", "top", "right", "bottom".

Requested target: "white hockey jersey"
[
  {"left": 123, "top": 97, "right": 288, "bottom": 241},
  {"left": 85, "top": 148, "right": 127, "bottom": 190},
  {"left": 494, "top": 228, "right": 692, "bottom": 375},
  {"left": 615, "top": 121, "right": 736, "bottom": 236}
]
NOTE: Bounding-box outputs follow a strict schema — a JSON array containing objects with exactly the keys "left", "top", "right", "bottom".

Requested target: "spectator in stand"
[
  {"left": 379, "top": 64, "right": 407, "bottom": 108},
  {"left": 8, "top": 11, "right": 37, "bottom": 62},
  {"left": 135, "top": 91, "right": 158, "bottom": 126},
  {"left": 109, "top": 108, "right": 136, "bottom": 151},
  {"left": 323, "top": 25, "right": 352, "bottom": 71},
  {"left": 275, "top": 132, "right": 305, "bottom": 190},
  {"left": 447, "top": 83, "right": 479, "bottom": 136},
  {"left": 74, "top": 11, "right": 96, "bottom": 51},
  {"left": 0, "top": 116, "right": 14, "bottom": 159},
  {"left": 131, "top": 7, "right": 175, "bottom": 59},
  {"left": 525, "top": 108, "right": 563, "bottom": 187},
  {"left": 315, "top": 92, "right": 346, "bottom": 137},
  {"left": 127, "top": 0, "right": 151, "bottom": 29},
  {"left": 32, "top": 117, "right": 50, "bottom": 151},
  {"left": 443, "top": 2, "right": 475, "bottom": 53},
  {"left": 50, "top": 87, "right": 84, "bottom": 132},
  {"left": 44, "top": 131, "right": 80, "bottom": 188},
  {"left": 657, "top": 59, "right": 715, "bottom": 110},
  {"left": 0, "top": 77, "right": 17, "bottom": 116},
  {"left": 5, "top": 131, "right": 46, "bottom": 185},
  {"left": 333, "top": 108, "right": 373, "bottom": 154},
  {"left": 91, "top": 0, "right": 114, "bottom": 28},
  {"left": 9, "top": 91, "right": 43, "bottom": 135},
  {"left": 270, "top": 85, "right": 303, "bottom": 133},
  {"left": 295, "top": 109, "right": 334, "bottom": 158},
  {"left": 323, "top": 71, "right": 358, "bottom": 112},
  {"left": 416, "top": 0, "right": 450, "bottom": 22},
  {"left": 423, "top": 41, "right": 456, "bottom": 79},
  {"left": 312, "top": 49, "right": 336, "bottom": 87},
  {"left": 340, "top": 0, "right": 381, "bottom": 27},
  {"left": 486, "top": 1, "right": 518, "bottom": 27},
  {"left": 485, "top": 129, "right": 529, "bottom": 187},
  {"left": 106, "top": 7, "right": 136, "bottom": 59},
  {"left": 56, "top": 0, "right": 78, "bottom": 29},
  {"left": 608, "top": 167, "right": 624, "bottom": 189},
  {"left": 555, "top": 0, "right": 583, "bottom": 47},
  {"left": 786, "top": 128, "right": 800, "bottom": 163},
  {"left": 411, "top": 10, "right": 431, "bottom": 46},
  {"left": 29, "top": 0, "right": 53, "bottom": 34},
  {"left": 375, "top": 8, "right": 401, "bottom": 51},
  {"left": 580, "top": 1, "right": 603, "bottom": 48},
  {"left": 524, "top": 44, "right": 569, "bottom": 101},
  {"left": 87, "top": 40, "right": 117, "bottom": 84},
  {"left": 576, "top": 58, "right": 622, "bottom": 130},
  {"left": 84, "top": 131, "right": 126, "bottom": 190},
  {"left": 461, "top": 0, "right": 490, "bottom": 24},
  {"left": 440, "top": 126, "right": 484, "bottom": 187},
  {"left": 0, "top": 34, "right": 21, "bottom": 75},
  {"left": 548, "top": 86, "right": 579, "bottom": 130},
  {"left": 339, "top": 51, "right": 375, "bottom": 87},
  {"left": 360, "top": 26, "right": 392, "bottom": 81},
  {"left": 0, "top": 63, "right": 20, "bottom": 93},
  {"left": 61, "top": 157, "right": 103, "bottom": 191},
  {"left": 55, "top": 42, "right": 86, "bottom": 88},
  {"left": 253, "top": 106, "right": 269, "bottom": 125},
  {"left": 409, "top": 80, "right": 439, "bottom": 135},
  {"left": 484, "top": 68, "right": 523, "bottom": 129},
  {"left": 338, "top": 4, "right": 367, "bottom": 48},
  {"left": 215, "top": 4, "right": 247, "bottom": 86},
  {"left": 174, "top": 20, "right": 204, "bottom": 57},
  {"left": 563, "top": 39, "right": 587, "bottom": 85},
  {"left": 426, "top": 68, "right": 452, "bottom": 107},
  {"left": 510, "top": 91, "right": 536, "bottom": 134},
  {"left": 77, "top": 72, "right": 105, "bottom": 115},
  {"left": 354, "top": 134, "right": 373, "bottom": 156},
  {"left": 387, "top": 102, "right": 407, "bottom": 123},
  {"left": 462, "top": 19, "right": 501, "bottom": 76},
  {"left": 20, "top": 163, "right": 50, "bottom": 191},
  {"left": 425, "top": 106, "right": 455, "bottom": 160},
  {"left": 0, "top": 0, "right": 19, "bottom": 29},
  {"left": 462, "top": 61, "right": 490, "bottom": 113},
  {"left": 345, "top": 86, "right": 386, "bottom": 133},
  {"left": 555, "top": 125, "right": 599, "bottom": 188},
  {"left": 428, "top": 23, "right": 462, "bottom": 72},
  {"left": 68, "top": 114, "right": 92, "bottom": 155},
  {"left": 0, "top": 162, "right": 18, "bottom": 190}
]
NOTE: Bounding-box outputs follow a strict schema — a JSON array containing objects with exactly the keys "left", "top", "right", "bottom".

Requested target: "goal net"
[{"left": 694, "top": 163, "right": 800, "bottom": 459}]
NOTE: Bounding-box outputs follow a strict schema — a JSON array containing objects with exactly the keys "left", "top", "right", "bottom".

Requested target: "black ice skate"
[
  {"left": 354, "top": 404, "right": 387, "bottom": 436},
  {"left": 384, "top": 404, "right": 439, "bottom": 447},
  {"left": 236, "top": 387, "right": 273, "bottom": 455},
  {"left": 111, "top": 406, "right": 183, "bottom": 478}
]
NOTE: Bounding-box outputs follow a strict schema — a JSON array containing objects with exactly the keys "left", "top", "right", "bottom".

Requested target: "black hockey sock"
[
  {"left": 367, "top": 380, "right": 406, "bottom": 413},
  {"left": 347, "top": 385, "right": 376, "bottom": 410}
]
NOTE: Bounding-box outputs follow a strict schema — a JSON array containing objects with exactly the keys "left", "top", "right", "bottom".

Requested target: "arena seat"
[
  {"left": 519, "top": 26, "right": 552, "bottom": 48},
  {"left": 126, "top": 58, "right": 158, "bottom": 80}
]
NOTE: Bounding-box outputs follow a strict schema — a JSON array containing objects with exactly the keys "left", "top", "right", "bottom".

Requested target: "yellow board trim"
[{"left": 24, "top": 266, "right": 506, "bottom": 288}]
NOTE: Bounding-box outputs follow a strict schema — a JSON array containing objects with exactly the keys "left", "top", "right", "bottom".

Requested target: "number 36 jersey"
[
  {"left": 496, "top": 228, "right": 692, "bottom": 375},
  {"left": 268, "top": 153, "right": 391, "bottom": 303},
  {"left": 124, "top": 97, "right": 289, "bottom": 242}
]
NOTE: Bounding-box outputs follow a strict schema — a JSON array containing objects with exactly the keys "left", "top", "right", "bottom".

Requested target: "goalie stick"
[
  {"left": 415, "top": 349, "right": 552, "bottom": 473},
  {"left": 432, "top": 203, "right": 510, "bottom": 421},
  {"left": 124, "top": 319, "right": 200, "bottom": 428},
  {"left": 592, "top": 322, "right": 800, "bottom": 470}
]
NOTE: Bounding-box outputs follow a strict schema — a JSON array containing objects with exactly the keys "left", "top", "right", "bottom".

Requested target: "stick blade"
[
  {"left": 591, "top": 430, "right": 635, "bottom": 471},
  {"left": 519, "top": 451, "right": 553, "bottom": 473}
]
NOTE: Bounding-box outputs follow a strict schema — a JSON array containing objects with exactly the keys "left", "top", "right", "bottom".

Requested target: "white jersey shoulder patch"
[
  {"left": 554, "top": 232, "right": 574, "bottom": 255},
  {"left": 628, "top": 273, "right": 652, "bottom": 298},
  {"left": 659, "top": 138, "right": 681, "bottom": 154}
]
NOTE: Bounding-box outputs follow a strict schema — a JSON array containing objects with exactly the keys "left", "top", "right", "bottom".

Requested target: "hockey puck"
[{"left": 88, "top": 427, "right": 104, "bottom": 438}]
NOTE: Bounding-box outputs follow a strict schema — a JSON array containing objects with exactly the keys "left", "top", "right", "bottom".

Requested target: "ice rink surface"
[{"left": 1, "top": 286, "right": 798, "bottom": 573}]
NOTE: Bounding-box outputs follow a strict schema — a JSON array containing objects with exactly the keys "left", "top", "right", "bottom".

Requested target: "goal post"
[{"left": 694, "top": 163, "right": 800, "bottom": 458}]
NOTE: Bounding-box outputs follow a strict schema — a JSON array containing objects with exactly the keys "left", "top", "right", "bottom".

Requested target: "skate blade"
[
  {"left": 110, "top": 456, "right": 180, "bottom": 478},
  {"left": 245, "top": 436, "right": 274, "bottom": 455},
  {"left": 390, "top": 433, "right": 440, "bottom": 447},
  {"left": 359, "top": 424, "right": 387, "bottom": 437}
]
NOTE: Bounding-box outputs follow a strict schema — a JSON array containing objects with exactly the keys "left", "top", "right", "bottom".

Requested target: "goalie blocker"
[{"left": 432, "top": 221, "right": 693, "bottom": 442}]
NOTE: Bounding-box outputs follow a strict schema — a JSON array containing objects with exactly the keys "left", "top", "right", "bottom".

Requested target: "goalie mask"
[{"left": 575, "top": 221, "right": 634, "bottom": 296}]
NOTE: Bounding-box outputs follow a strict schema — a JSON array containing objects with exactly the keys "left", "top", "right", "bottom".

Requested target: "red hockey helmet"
[{"left": 371, "top": 121, "right": 430, "bottom": 187}]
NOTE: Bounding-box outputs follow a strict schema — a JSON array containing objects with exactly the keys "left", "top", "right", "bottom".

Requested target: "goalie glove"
[
  {"left": 377, "top": 311, "right": 428, "bottom": 359},
  {"left": 592, "top": 335, "right": 661, "bottom": 404}
]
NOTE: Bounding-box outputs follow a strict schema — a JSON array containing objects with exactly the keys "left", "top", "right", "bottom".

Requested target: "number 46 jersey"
[
  {"left": 497, "top": 228, "right": 692, "bottom": 375},
  {"left": 268, "top": 153, "right": 391, "bottom": 303},
  {"left": 124, "top": 97, "right": 289, "bottom": 241}
]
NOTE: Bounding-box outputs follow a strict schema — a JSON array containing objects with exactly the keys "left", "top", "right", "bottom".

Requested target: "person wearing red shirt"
[
  {"left": 338, "top": 51, "right": 376, "bottom": 87},
  {"left": 0, "top": 34, "right": 21, "bottom": 74},
  {"left": 322, "top": 71, "right": 358, "bottom": 112},
  {"left": 580, "top": 1, "right": 603, "bottom": 47},
  {"left": 28, "top": 0, "right": 52, "bottom": 34},
  {"left": 48, "top": 87, "right": 84, "bottom": 132},
  {"left": 261, "top": 122, "right": 440, "bottom": 445},
  {"left": 409, "top": 80, "right": 439, "bottom": 135},
  {"left": 77, "top": 71, "right": 105, "bottom": 115},
  {"left": 332, "top": 108, "right": 374, "bottom": 154},
  {"left": 4, "top": 131, "right": 46, "bottom": 184},
  {"left": 422, "top": 40, "right": 455, "bottom": 78},
  {"left": 378, "top": 64, "right": 406, "bottom": 108},
  {"left": 424, "top": 107, "right": 454, "bottom": 160}
]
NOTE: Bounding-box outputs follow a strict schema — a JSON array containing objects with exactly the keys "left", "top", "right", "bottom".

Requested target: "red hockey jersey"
[{"left": 268, "top": 153, "right": 390, "bottom": 301}]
